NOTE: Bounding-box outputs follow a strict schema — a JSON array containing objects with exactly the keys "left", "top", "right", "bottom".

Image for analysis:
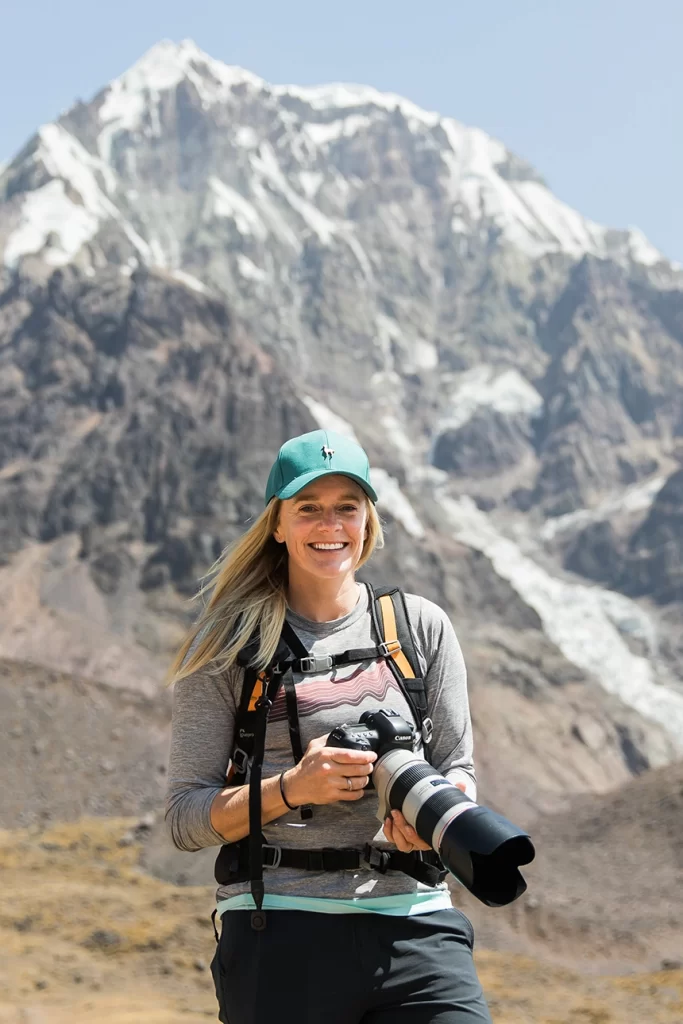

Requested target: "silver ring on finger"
[{"left": 346, "top": 777, "right": 353, "bottom": 791}]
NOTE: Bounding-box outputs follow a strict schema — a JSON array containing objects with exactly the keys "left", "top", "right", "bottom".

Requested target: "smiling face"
[{"left": 273, "top": 474, "right": 369, "bottom": 584}]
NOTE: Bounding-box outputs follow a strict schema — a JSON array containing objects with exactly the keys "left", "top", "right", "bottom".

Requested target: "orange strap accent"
[
  {"left": 227, "top": 671, "right": 268, "bottom": 781},
  {"left": 247, "top": 672, "right": 267, "bottom": 711},
  {"left": 378, "top": 595, "right": 415, "bottom": 679}
]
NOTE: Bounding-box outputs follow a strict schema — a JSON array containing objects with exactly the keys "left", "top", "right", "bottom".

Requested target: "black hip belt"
[{"left": 215, "top": 840, "right": 447, "bottom": 889}]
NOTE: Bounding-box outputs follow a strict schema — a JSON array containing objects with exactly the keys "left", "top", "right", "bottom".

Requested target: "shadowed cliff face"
[
  {"left": 0, "top": 263, "right": 313, "bottom": 566},
  {"left": 621, "top": 468, "right": 683, "bottom": 603},
  {"left": 531, "top": 257, "right": 683, "bottom": 517},
  {"left": 0, "top": 263, "right": 317, "bottom": 689},
  {"left": 560, "top": 467, "right": 683, "bottom": 608}
]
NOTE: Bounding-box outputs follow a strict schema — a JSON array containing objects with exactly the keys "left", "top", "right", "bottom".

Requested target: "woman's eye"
[{"left": 339, "top": 505, "right": 358, "bottom": 512}]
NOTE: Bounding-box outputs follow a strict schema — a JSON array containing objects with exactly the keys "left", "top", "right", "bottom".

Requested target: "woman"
[{"left": 166, "top": 429, "right": 492, "bottom": 1023}]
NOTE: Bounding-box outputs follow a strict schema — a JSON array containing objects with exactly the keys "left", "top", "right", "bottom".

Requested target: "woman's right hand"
[{"left": 281, "top": 735, "right": 377, "bottom": 807}]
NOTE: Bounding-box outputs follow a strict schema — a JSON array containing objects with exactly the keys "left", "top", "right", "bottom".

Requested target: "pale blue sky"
[{"left": 2, "top": 0, "right": 681, "bottom": 261}]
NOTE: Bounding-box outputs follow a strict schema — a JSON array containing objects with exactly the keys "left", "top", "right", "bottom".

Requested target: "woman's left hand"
[{"left": 383, "top": 809, "right": 431, "bottom": 852}]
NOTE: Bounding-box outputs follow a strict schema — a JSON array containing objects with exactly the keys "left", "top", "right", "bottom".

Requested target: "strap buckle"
[
  {"left": 299, "top": 654, "right": 334, "bottom": 674},
  {"left": 378, "top": 640, "right": 402, "bottom": 658},
  {"left": 232, "top": 747, "right": 249, "bottom": 773},
  {"left": 421, "top": 717, "right": 434, "bottom": 744},
  {"left": 364, "top": 844, "right": 391, "bottom": 874},
  {"left": 262, "top": 844, "right": 282, "bottom": 869}
]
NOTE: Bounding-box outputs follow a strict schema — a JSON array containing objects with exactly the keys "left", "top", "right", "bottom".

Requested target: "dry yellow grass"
[{"left": 0, "top": 818, "right": 681, "bottom": 1024}]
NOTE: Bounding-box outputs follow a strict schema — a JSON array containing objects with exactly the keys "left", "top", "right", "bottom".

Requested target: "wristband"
[{"left": 279, "top": 771, "right": 300, "bottom": 811}]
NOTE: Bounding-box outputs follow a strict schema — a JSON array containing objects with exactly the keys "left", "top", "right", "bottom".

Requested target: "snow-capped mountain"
[
  {"left": 0, "top": 39, "right": 669, "bottom": 276},
  {"left": 2, "top": 40, "right": 683, "bottom": 821}
]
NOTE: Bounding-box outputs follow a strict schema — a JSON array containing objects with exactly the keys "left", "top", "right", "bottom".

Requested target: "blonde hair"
[{"left": 168, "top": 494, "right": 384, "bottom": 684}]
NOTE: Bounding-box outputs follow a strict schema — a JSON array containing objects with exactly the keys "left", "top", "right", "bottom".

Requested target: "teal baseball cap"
[{"left": 265, "top": 430, "right": 378, "bottom": 505}]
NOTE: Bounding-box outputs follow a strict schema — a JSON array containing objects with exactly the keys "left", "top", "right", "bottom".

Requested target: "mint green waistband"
[{"left": 216, "top": 890, "right": 452, "bottom": 917}]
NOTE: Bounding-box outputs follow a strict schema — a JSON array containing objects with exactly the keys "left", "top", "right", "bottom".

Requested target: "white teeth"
[{"left": 311, "top": 543, "right": 346, "bottom": 550}]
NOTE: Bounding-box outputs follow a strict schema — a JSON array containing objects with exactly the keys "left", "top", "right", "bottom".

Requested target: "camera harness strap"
[
  {"left": 370, "top": 585, "right": 432, "bottom": 745},
  {"left": 219, "top": 584, "right": 441, "bottom": 931}
]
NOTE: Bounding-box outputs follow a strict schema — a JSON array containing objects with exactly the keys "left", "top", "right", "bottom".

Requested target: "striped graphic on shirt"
[{"left": 269, "top": 660, "right": 402, "bottom": 724}]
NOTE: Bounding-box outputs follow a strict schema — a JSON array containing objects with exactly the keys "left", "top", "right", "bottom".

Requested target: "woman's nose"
[{"left": 319, "top": 509, "right": 341, "bottom": 529}]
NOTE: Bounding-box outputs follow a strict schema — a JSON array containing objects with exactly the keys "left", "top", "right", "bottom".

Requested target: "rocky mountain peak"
[{"left": 1, "top": 39, "right": 673, "bottom": 283}]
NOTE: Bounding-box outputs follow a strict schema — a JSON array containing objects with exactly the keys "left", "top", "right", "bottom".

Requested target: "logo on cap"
[{"left": 321, "top": 445, "right": 335, "bottom": 460}]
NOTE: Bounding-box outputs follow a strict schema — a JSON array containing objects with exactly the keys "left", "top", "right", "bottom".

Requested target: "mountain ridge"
[{"left": 1, "top": 39, "right": 674, "bottom": 277}]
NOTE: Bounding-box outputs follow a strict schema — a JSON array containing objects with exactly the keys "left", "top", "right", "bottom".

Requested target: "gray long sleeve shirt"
[{"left": 166, "top": 584, "right": 476, "bottom": 902}]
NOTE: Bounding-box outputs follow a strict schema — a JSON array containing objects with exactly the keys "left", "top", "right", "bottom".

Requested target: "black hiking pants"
[{"left": 210, "top": 907, "right": 493, "bottom": 1023}]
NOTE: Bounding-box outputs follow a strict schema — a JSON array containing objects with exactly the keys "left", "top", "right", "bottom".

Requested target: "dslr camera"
[{"left": 328, "top": 709, "right": 535, "bottom": 907}]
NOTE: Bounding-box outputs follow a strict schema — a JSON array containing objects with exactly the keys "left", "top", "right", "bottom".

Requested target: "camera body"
[{"left": 327, "top": 708, "right": 415, "bottom": 767}]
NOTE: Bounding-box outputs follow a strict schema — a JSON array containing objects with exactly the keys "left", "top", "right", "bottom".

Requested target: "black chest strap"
[
  {"left": 247, "top": 667, "right": 285, "bottom": 930},
  {"left": 280, "top": 621, "right": 313, "bottom": 821}
]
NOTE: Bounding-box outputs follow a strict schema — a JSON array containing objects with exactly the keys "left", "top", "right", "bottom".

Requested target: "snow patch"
[
  {"left": 439, "top": 365, "right": 543, "bottom": 433},
  {"left": 236, "top": 254, "right": 267, "bottom": 281},
  {"left": 251, "top": 144, "right": 337, "bottom": 245},
  {"left": 172, "top": 269, "right": 207, "bottom": 293},
  {"left": 377, "top": 313, "right": 403, "bottom": 344},
  {"left": 234, "top": 126, "right": 259, "bottom": 149},
  {"left": 301, "top": 397, "right": 359, "bottom": 441},
  {"left": 37, "top": 123, "right": 117, "bottom": 199},
  {"left": 437, "top": 493, "right": 683, "bottom": 748},
  {"left": 303, "top": 115, "right": 372, "bottom": 146},
  {"left": 209, "top": 177, "right": 268, "bottom": 240},
  {"left": 379, "top": 414, "right": 414, "bottom": 456},
  {"left": 510, "top": 180, "right": 607, "bottom": 258},
  {"left": 439, "top": 120, "right": 669, "bottom": 268},
  {"left": 147, "top": 237, "right": 167, "bottom": 268},
  {"left": 341, "top": 231, "right": 373, "bottom": 280},
  {"left": 4, "top": 179, "right": 100, "bottom": 267},
  {"left": 298, "top": 171, "right": 324, "bottom": 199},
  {"left": 375, "top": 316, "right": 437, "bottom": 373},
  {"left": 593, "top": 589, "right": 658, "bottom": 657},
  {"left": 411, "top": 339, "right": 438, "bottom": 372},
  {"left": 625, "top": 227, "right": 667, "bottom": 267},
  {"left": 2, "top": 123, "right": 153, "bottom": 267},
  {"left": 278, "top": 81, "right": 439, "bottom": 129},
  {"left": 372, "top": 468, "right": 425, "bottom": 539},
  {"left": 540, "top": 476, "right": 666, "bottom": 542},
  {"left": 105, "top": 39, "right": 261, "bottom": 103}
]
